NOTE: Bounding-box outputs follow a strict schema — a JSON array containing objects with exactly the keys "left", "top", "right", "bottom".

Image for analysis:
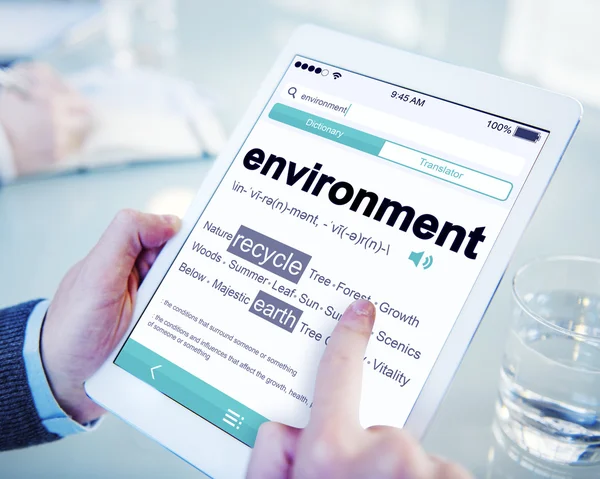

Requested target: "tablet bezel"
[{"left": 85, "top": 24, "right": 582, "bottom": 478}]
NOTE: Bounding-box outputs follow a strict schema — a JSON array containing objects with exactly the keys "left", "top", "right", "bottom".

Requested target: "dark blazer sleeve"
[{"left": 0, "top": 300, "right": 60, "bottom": 451}]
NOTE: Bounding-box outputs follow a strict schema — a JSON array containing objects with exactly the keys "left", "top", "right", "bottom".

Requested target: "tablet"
[{"left": 86, "top": 25, "right": 581, "bottom": 478}]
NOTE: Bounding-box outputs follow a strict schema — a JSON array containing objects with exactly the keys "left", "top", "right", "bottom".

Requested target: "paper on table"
[
  {"left": 60, "top": 66, "right": 227, "bottom": 170},
  {"left": 59, "top": 108, "right": 203, "bottom": 169}
]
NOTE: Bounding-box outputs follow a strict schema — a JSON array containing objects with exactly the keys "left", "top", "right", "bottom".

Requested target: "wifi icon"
[
  {"left": 408, "top": 251, "right": 434, "bottom": 270},
  {"left": 332, "top": 72, "right": 342, "bottom": 80}
]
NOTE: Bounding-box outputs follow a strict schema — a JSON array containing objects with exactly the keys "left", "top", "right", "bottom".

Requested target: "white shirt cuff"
[
  {"left": 23, "top": 300, "right": 102, "bottom": 437},
  {"left": 0, "top": 122, "right": 16, "bottom": 183}
]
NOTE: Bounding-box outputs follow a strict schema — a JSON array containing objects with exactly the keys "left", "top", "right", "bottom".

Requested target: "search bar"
[
  {"left": 282, "top": 84, "right": 525, "bottom": 177},
  {"left": 284, "top": 83, "right": 353, "bottom": 117}
]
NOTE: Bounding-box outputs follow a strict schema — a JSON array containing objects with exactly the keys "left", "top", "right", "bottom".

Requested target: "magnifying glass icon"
[{"left": 288, "top": 86, "right": 297, "bottom": 99}]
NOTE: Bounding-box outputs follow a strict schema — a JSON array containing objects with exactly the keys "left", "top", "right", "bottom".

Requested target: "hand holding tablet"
[
  {"left": 247, "top": 299, "right": 471, "bottom": 479},
  {"left": 41, "top": 211, "right": 181, "bottom": 424}
]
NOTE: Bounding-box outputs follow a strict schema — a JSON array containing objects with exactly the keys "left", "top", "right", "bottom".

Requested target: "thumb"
[
  {"left": 247, "top": 422, "right": 300, "bottom": 479},
  {"left": 84, "top": 209, "right": 180, "bottom": 283}
]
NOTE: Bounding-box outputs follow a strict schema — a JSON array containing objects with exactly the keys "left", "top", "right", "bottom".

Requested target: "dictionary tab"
[{"left": 269, "top": 102, "right": 385, "bottom": 156}]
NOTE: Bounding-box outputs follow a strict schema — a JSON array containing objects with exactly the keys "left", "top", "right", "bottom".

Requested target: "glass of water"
[{"left": 496, "top": 256, "right": 600, "bottom": 466}]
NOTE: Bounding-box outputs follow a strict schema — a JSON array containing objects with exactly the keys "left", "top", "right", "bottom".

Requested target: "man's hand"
[
  {"left": 0, "top": 63, "right": 91, "bottom": 176},
  {"left": 41, "top": 210, "right": 181, "bottom": 424},
  {"left": 247, "top": 300, "right": 472, "bottom": 479}
]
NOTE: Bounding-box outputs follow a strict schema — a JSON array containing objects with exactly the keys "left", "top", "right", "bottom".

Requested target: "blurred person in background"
[{"left": 0, "top": 62, "right": 91, "bottom": 183}]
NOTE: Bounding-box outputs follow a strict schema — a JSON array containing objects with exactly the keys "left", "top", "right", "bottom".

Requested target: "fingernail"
[
  {"left": 350, "top": 299, "right": 375, "bottom": 317},
  {"left": 162, "top": 215, "right": 180, "bottom": 226}
]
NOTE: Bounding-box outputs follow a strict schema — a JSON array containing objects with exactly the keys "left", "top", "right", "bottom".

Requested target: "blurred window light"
[
  {"left": 0, "top": 1, "right": 101, "bottom": 64},
  {"left": 269, "top": 0, "right": 450, "bottom": 56},
  {"left": 103, "top": 0, "right": 136, "bottom": 68},
  {"left": 500, "top": 0, "right": 600, "bottom": 108},
  {"left": 102, "top": 0, "right": 179, "bottom": 70},
  {"left": 377, "top": 0, "right": 423, "bottom": 49}
]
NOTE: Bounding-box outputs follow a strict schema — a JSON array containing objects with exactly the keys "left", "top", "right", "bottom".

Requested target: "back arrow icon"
[{"left": 150, "top": 365, "right": 162, "bottom": 380}]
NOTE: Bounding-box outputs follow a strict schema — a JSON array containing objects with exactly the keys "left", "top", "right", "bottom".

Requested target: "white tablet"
[{"left": 86, "top": 25, "right": 581, "bottom": 478}]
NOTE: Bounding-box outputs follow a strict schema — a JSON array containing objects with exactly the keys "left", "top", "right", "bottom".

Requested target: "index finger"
[
  {"left": 84, "top": 210, "right": 180, "bottom": 284},
  {"left": 308, "top": 299, "right": 376, "bottom": 431}
]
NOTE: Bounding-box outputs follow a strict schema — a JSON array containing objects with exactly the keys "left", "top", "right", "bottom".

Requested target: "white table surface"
[{"left": 2, "top": 0, "right": 600, "bottom": 477}]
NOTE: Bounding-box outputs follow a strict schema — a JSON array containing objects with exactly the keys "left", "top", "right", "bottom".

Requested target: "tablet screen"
[{"left": 114, "top": 56, "right": 548, "bottom": 447}]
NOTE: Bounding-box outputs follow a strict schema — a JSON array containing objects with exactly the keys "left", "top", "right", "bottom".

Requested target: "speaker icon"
[
  {"left": 408, "top": 251, "right": 434, "bottom": 270},
  {"left": 423, "top": 255, "right": 433, "bottom": 270}
]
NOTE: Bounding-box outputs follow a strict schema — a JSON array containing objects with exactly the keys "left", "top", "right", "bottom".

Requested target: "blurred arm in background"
[{"left": 0, "top": 62, "right": 91, "bottom": 183}]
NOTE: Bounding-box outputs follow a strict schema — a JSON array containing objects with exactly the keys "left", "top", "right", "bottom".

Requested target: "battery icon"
[{"left": 513, "top": 126, "right": 541, "bottom": 143}]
